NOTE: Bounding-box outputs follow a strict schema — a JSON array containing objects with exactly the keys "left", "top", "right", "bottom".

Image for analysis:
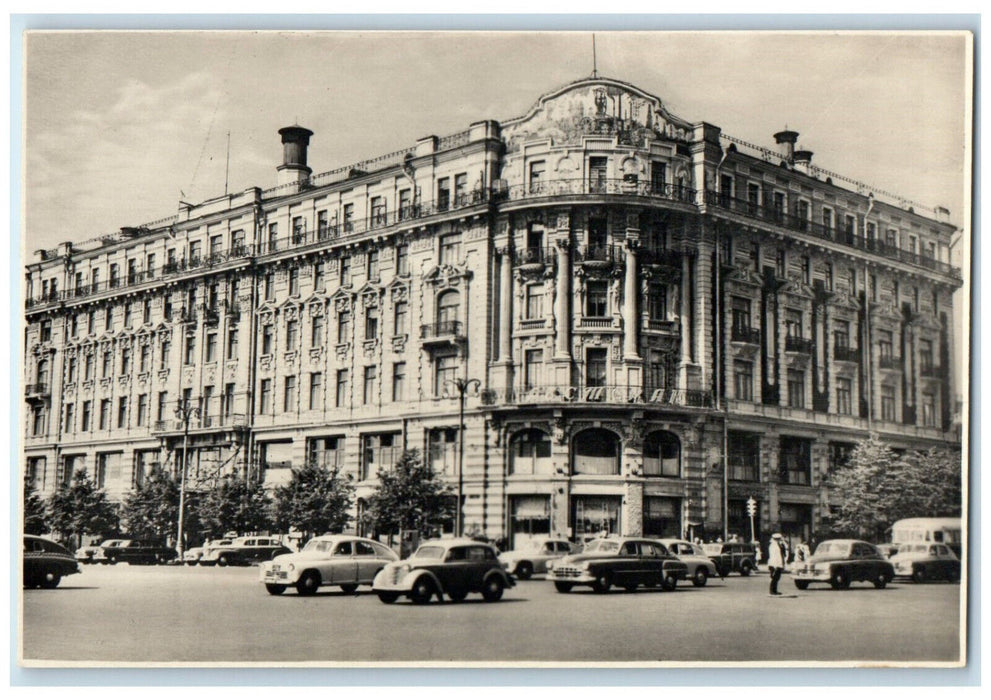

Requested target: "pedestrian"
[
  {"left": 796, "top": 541, "right": 810, "bottom": 564},
  {"left": 753, "top": 540, "right": 762, "bottom": 571},
  {"left": 768, "top": 532, "right": 787, "bottom": 596}
]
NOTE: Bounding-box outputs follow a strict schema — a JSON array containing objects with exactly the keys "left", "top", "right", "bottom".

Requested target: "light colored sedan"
[
  {"left": 184, "top": 538, "right": 233, "bottom": 566},
  {"left": 655, "top": 539, "right": 720, "bottom": 587},
  {"left": 259, "top": 535, "right": 399, "bottom": 596},
  {"left": 499, "top": 538, "right": 577, "bottom": 580}
]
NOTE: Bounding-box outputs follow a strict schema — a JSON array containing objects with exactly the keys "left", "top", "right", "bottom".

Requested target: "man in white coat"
[{"left": 767, "top": 533, "right": 788, "bottom": 595}]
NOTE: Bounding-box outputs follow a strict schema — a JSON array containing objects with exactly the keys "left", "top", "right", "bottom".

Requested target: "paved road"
[{"left": 20, "top": 563, "right": 962, "bottom": 664}]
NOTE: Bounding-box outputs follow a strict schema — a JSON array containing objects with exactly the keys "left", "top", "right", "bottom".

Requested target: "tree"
[
  {"left": 901, "top": 447, "right": 962, "bottom": 518},
  {"left": 119, "top": 469, "right": 180, "bottom": 542},
  {"left": 196, "top": 474, "right": 273, "bottom": 539},
  {"left": 364, "top": 449, "right": 455, "bottom": 541},
  {"left": 273, "top": 462, "right": 354, "bottom": 544},
  {"left": 24, "top": 480, "right": 48, "bottom": 535},
  {"left": 45, "top": 471, "right": 118, "bottom": 548}
]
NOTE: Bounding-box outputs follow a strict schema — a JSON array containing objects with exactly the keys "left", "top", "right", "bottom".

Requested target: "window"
[
  {"left": 588, "top": 217, "right": 608, "bottom": 248},
  {"left": 881, "top": 384, "right": 896, "bottom": 421},
  {"left": 263, "top": 271, "right": 274, "bottom": 301},
  {"left": 226, "top": 326, "right": 239, "bottom": 359},
  {"left": 31, "top": 406, "right": 47, "bottom": 436},
  {"left": 731, "top": 296, "right": 752, "bottom": 333},
  {"left": 337, "top": 309, "right": 351, "bottom": 344},
  {"left": 589, "top": 157, "right": 608, "bottom": 193},
  {"left": 184, "top": 334, "right": 196, "bottom": 365},
  {"left": 827, "top": 442, "right": 855, "bottom": 475},
  {"left": 342, "top": 203, "right": 354, "bottom": 234},
  {"left": 434, "top": 354, "right": 458, "bottom": 396},
  {"left": 339, "top": 255, "right": 351, "bottom": 285},
  {"left": 585, "top": 280, "right": 608, "bottom": 317},
  {"left": 585, "top": 348, "right": 607, "bottom": 388},
  {"left": 205, "top": 331, "right": 218, "bottom": 362},
  {"left": 454, "top": 173, "right": 468, "bottom": 205},
  {"left": 834, "top": 321, "right": 850, "bottom": 350},
  {"left": 288, "top": 267, "right": 300, "bottom": 296},
  {"left": 734, "top": 360, "right": 754, "bottom": 401},
  {"left": 102, "top": 350, "right": 112, "bottom": 378},
  {"left": 785, "top": 308, "right": 803, "bottom": 339},
  {"left": 437, "top": 177, "right": 450, "bottom": 210},
  {"left": 836, "top": 377, "right": 852, "bottom": 415},
  {"left": 824, "top": 262, "right": 833, "bottom": 291},
  {"left": 262, "top": 324, "right": 274, "bottom": 355},
  {"left": 396, "top": 244, "right": 409, "bottom": 276},
  {"left": 428, "top": 428, "right": 458, "bottom": 475},
  {"left": 439, "top": 233, "right": 462, "bottom": 265},
  {"left": 291, "top": 216, "right": 304, "bottom": 243},
  {"left": 310, "top": 315, "right": 325, "bottom": 348},
  {"left": 393, "top": 301, "right": 408, "bottom": 336},
  {"left": 222, "top": 384, "right": 235, "bottom": 418},
  {"left": 651, "top": 162, "right": 667, "bottom": 194},
  {"left": 437, "top": 290, "right": 460, "bottom": 327},
  {"left": 775, "top": 249, "right": 786, "bottom": 279},
  {"left": 157, "top": 392, "right": 168, "bottom": 422},
  {"left": 844, "top": 215, "right": 856, "bottom": 239},
  {"left": 573, "top": 429, "right": 620, "bottom": 475},
  {"left": 922, "top": 393, "right": 937, "bottom": 427},
  {"left": 81, "top": 401, "right": 92, "bottom": 431},
  {"left": 139, "top": 345, "right": 150, "bottom": 373},
  {"left": 249, "top": 377, "right": 270, "bottom": 414},
  {"left": 136, "top": 394, "right": 148, "bottom": 426},
  {"left": 67, "top": 356, "right": 78, "bottom": 382},
  {"left": 117, "top": 397, "right": 128, "bottom": 429},
  {"left": 525, "top": 283, "right": 544, "bottom": 319},
  {"left": 283, "top": 375, "right": 297, "bottom": 411},
  {"left": 364, "top": 306, "right": 379, "bottom": 340},
  {"left": 509, "top": 430, "right": 553, "bottom": 475},
  {"left": 362, "top": 366, "right": 376, "bottom": 404},
  {"left": 529, "top": 160, "right": 546, "bottom": 192},
  {"left": 371, "top": 197, "right": 386, "bottom": 226},
  {"left": 648, "top": 284, "right": 667, "bottom": 321},
  {"left": 772, "top": 191, "right": 785, "bottom": 222},
  {"left": 747, "top": 182, "right": 760, "bottom": 214},
  {"left": 109, "top": 263, "right": 120, "bottom": 288},
  {"left": 878, "top": 329, "right": 894, "bottom": 360},
  {"left": 866, "top": 222, "right": 877, "bottom": 241},
  {"left": 801, "top": 256, "right": 810, "bottom": 285},
  {"left": 643, "top": 432, "right": 680, "bottom": 477},
  {"left": 870, "top": 274, "right": 878, "bottom": 302},
  {"left": 286, "top": 319, "right": 299, "bottom": 349},
  {"left": 719, "top": 174, "right": 733, "bottom": 206},
  {"left": 524, "top": 349, "right": 543, "bottom": 390},
  {"left": 336, "top": 369, "right": 349, "bottom": 407},
  {"left": 308, "top": 436, "right": 345, "bottom": 471},
  {"left": 787, "top": 369, "right": 805, "bottom": 408},
  {"left": 728, "top": 431, "right": 761, "bottom": 481},
  {"left": 367, "top": 249, "right": 380, "bottom": 280},
  {"left": 84, "top": 353, "right": 94, "bottom": 381},
  {"left": 779, "top": 437, "right": 812, "bottom": 485},
  {"left": 361, "top": 432, "right": 402, "bottom": 479},
  {"left": 99, "top": 399, "right": 110, "bottom": 430},
  {"left": 919, "top": 338, "right": 934, "bottom": 373},
  {"left": 160, "top": 339, "right": 170, "bottom": 369},
  {"left": 313, "top": 261, "right": 326, "bottom": 292},
  {"left": 797, "top": 200, "right": 810, "bottom": 230},
  {"left": 392, "top": 362, "right": 406, "bottom": 401},
  {"left": 822, "top": 207, "right": 834, "bottom": 234},
  {"left": 87, "top": 310, "right": 96, "bottom": 335},
  {"left": 143, "top": 299, "right": 152, "bottom": 325},
  {"left": 63, "top": 403, "right": 75, "bottom": 433},
  {"left": 189, "top": 241, "right": 202, "bottom": 264}
]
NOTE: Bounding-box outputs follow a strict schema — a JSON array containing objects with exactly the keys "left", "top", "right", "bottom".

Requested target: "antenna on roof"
[
  {"left": 224, "top": 131, "right": 231, "bottom": 197},
  {"left": 591, "top": 34, "right": 598, "bottom": 78}
]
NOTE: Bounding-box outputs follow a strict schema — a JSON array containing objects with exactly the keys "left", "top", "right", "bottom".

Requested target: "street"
[{"left": 21, "top": 563, "right": 962, "bottom": 664}]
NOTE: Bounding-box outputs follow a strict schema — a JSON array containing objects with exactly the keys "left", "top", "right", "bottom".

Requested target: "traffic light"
[{"left": 746, "top": 497, "right": 757, "bottom": 517}]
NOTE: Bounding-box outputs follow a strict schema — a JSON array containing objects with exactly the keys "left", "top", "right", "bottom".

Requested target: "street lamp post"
[
  {"left": 174, "top": 398, "right": 200, "bottom": 561},
  {"left": 446, "top": 377, "right": 480, "bottom": 538}
]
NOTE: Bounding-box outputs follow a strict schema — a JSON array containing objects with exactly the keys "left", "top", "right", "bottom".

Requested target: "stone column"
[
  {"left": 554, "top": 238, "right": 571, "bottom": 360},
  {"left": 623, "top": 239, "right": 640, "bottom": 360},
  {"left": 498, "top": 246, "right": 513, "bottom": 363}
]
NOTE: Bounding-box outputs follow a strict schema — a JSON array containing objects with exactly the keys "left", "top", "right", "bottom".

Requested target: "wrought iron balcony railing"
[
  {"left": 833, "top": 346, "right": 861, "bottom": 363},
  {"left": 919, "top": 364, "right": 942, "bottom": 378},
  {"left": 480, "top": 384, "right": 714, "bottom": 409},
  {"left": 785, "top": 335, "right": 815, "bottom": 354},
  {"left": 499, "top": 178, "right": 699, "bottom": 206},
  {"left": 513, "top": 246, "right": 555, "bottom": 267},
  {"left": 879, "top": 355, "right": 902, "bottom": 370},
  {"left": 575, "top": 244, "right": 621, "bottom": 265},
  {"left": 420, "top": 321, "right": 464, "bottom": 340},
  {"left": 731, "top": 326, "right": 761, "bottom": 344},
  {"left": 24, "top": 383, "right": 50, "bottom": 397}
]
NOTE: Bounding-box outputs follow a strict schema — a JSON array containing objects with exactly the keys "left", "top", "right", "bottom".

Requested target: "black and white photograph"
[{"left": 15, "top": 28, "right": 973, "bottom": 668}]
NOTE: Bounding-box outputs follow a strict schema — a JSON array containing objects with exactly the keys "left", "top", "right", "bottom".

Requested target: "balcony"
[
  {"left": 644, "top": 318, "right": 679, "bottom": 335},
  {"left": 200, "top": 304, "right": 220, "bottom": 325},
  {"left": 420, "top": 321, "right": 465, "bottom": 345},
  {"left": 153, "top": 413, "right": 248, "bottom": 434},
  {"left": 480, "top": 384, "right": 714, "bottom": 409},
  {"left": 575, "top": 244, "right": 621, "bottom": 268},
  {"left": 513, "top": 246, "right": 554, "bottom": 269},
  {"left": 833, "top": 346, "right": 861, "bottom": 363},
  {"left": 731, "top": 326, "right": 761, "bottom": 345},
  {"left": 500, "top": 178, "right": 698, "bottom": 206},
  {"left": 639, "top": 247, "right": 682, "bottom": 268},
  {"left": 785, "top": 335, "right": 815, "bottom": 354},
  {"left": 920, "top": 364, "right": 942, "bottom": 379},
  {"left": 24, "top": 383, "right": 50, "bottom": 400},
  {"left": 879, "top": 355, "right": 902, "bottom": 371}
]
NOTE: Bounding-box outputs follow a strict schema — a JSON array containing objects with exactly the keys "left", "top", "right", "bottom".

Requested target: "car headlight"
[
  {"left": 287, "top": 563, "right": 295, "bottom": 572},
  {"left": 399, "top": 564, "right": 411, "bottom": 576}
]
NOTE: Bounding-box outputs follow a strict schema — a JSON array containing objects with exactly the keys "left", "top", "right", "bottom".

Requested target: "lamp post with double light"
[
  {"left": 445, "top": 377, "right": 481, "bottom": 537},
  {"left": 174, "top": 397, "right": 201, "bottom": 561}
]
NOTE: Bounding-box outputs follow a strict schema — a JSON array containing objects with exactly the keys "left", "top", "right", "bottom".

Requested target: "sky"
[{"left": 22, "top": 31, "right": 971, "bottom": 254}]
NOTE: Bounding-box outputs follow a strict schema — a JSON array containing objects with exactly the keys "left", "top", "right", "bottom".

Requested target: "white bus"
[{"left": 890, "top": 517, "right": 962, "bottom": 557}]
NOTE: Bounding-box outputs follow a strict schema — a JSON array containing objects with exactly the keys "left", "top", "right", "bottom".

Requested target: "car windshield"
[
  {"left": 813, "top": 542, "right": 849, "bottom": 557},
  {"left": 412, "top": 546, "right": 446, "bottom": 559},
  {"left": 583, "top": 540, "right": 620, "bottom": 553},
  {"left": 701, "top": 544, "right": 724, "bottom": 555},
  {"left": 303, "top": 539, "right": 331, "bottom": 552}
]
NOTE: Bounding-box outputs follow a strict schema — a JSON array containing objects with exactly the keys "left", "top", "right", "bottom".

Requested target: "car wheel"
[
  {"left": 795, "top": 580, "right": 810, "bottom": 590},
  {"left": 740, "top": 562, "right": 753, "bottom": 577},
  {"left": 482, "top": 577, "right": 505, "bottom": 602},
  {"left": 339, "top": 584, "right": 359, "bottom": 595},
  {"left": 515, "top": 562, "right": 534, "bottom": 581},
  {"left": 217, "top": 555, "right": 229, "bottom": 567},
  {"left": 186, "top": 560, "right": 197, "bottom": 567},
  {"left": 912, "top": 567, "right": 928, "bottom": 584},
  {"left": 40, "top": 570, "right": 61, "bottom": 589},
  {"left": 832, "top": 571, "right": 851, "bottom": 590},
  {"left": 377, "top": 592, "right": 399, "bottom": 604},
  {"left": 662, "top": 573, "right": 678, "bottom": 591},
  {"left": 409, "top": 577, "right": 436, "bottom": 605},
  {"left": 108, "top": 555, "right": 117, "bottom": 565},
  {"left": 553, "top": 582, "right": 573, "bottom": 593},
  {"left": 874, "top": 571, "right": 889, "bottom": 589},
  {"left": 265, "top": 584, "right": 286, "bottom": 596},
  {"left": 295, "top": 570, "right": 321, "bottom": 596},
  {"left": 692, "top": 569, "right": 709, "bottom": 587},
  {"left": 591, "top": 572, "right": 612, "bottom": 594},
  {"left": 623, "top": 582, "right": 638, "bottom": 593},
  {"left": 447, "top": 587, "right": 469, "bottom": 602}
]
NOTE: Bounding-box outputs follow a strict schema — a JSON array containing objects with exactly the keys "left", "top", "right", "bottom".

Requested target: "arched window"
[
  {"left": 436, "top": 290, "right": 460, "bottom": 328},
  {"left": 508, "top": 429, "right": 553, "bottom": 475},
  {"left": 572, "top": 428, "right": 620, "bottom": 475},
  {"left": 643, "top": 431, "right": 680, "bottom": 477}
]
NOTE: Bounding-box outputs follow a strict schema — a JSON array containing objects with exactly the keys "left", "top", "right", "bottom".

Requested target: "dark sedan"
[
  {"left": 24, "top": 535, "right": 80, "bottom": 589},
  {"left": 890, "top": 543, "right": 961, "bottom": 583},
  {"left": 546, "top": 537, "right": 688, "bottom": 593},
  {"left": 791, "top": 539, "right": 895, "bottom": 590}
]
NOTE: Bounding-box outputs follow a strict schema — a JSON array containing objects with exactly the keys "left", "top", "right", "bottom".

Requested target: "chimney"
[
  {"left": 277, "top": 125, "right": 314, "bottom": 187},
  {"left": 793, "top": 147, "right": 814, "bottom": 175},
  {"left": 773, "top": 128, "right": 800, "bottom": 164}
]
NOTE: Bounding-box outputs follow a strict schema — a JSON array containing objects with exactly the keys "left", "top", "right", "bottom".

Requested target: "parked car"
[
  {"left": 93, "top": 539, "right": 177, "bottom": 565},
  {"left": 890, "top": 543, "right": 961, "bottom": 583},
  {"left": 75, "top": 539, "right": 123, "bottom": 564},
  {"left": 546, "top": 537, "right": 688, "bottom": 594},
  {"left": 183, "top": 538, "right": 234, "bottom": 566},
  {"left": 372, "top": 538, "right": 514, "bottom": 604},
  {"left": 791, "top": 539, "right": 895, "bottom": 590},
  {"left": 498, "top": 538, "right": 576, "bottom": 580},
  {"left": 655, "top": 539, "right": 720, "bottom": 587},
  {"left": 199, "top": 536, "right": 291, "bottom": 566},
  {"left": 875, "top": 543, "right": 900, "bottom": 559},
  {"left": 260, "top": 535, "right": 399, "bottom": 596},
  {"left": 24, "top": 535, "right": 81, "bottom": 589},
  {"left": 701, "top": 542, "right": 758, "bottom": 577}
]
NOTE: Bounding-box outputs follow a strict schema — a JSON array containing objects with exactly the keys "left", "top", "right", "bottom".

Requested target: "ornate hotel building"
[{"left": 23, "top": 76, "right": 962, "bottom": 548}]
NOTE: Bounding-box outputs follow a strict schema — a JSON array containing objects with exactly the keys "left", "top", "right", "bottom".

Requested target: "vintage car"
[
  {"left": 260, "top": 535, "right": 399, "bottom": 596},
  {"left": 875, "top": 543, "right": 900, "bottom": 559},
  {"left": 546, "top": 537, "right": 688, "bottom": 594},
  {"left": 372, "top": 538, "right": 514, "bottom": 604},
  {"left": 890, "top": 543, "right": 961, "bottom": 583},
  {"left": 93, "top": 539, "right": 177, "bottom": 565},
  {"left": 24, "top": 535, "right": 81, "bottom": 589},
  {"left": 791, "top": 539, "right": 895, "bottom": 590},
  {"left": 701, "top": 542, "right": 758, "bottom": 577},
  {"left": 75, "top": 539, "right": 123, "bottom": 564},
  {"left": 199, "top": 536, "right": 291, "bottom": 566},
  {"left": 183, "top": 538, "right": 234, "bottom": 565},
  {"left": 498, "top": 538, "right": 577, "bottom": 580},
  {"left": 655, "top": 539, "right": 720, "bottom": 587}
]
